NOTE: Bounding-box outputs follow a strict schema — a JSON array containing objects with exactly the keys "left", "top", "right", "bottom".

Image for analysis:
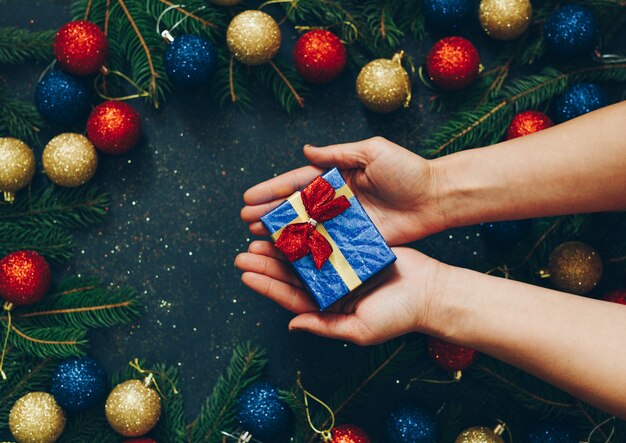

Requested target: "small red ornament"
[
  {"left": 293, "top": 30, "right": 347, "bottom": 84},
  {"left": 0, "top": 250, "right": 51, "bottom": 306},
  {"left": 603, "top": 289, "right": 626, "bottom": 305},
  {"left": 427, "top": 337, "right": 476, "bottom": 376},
  {"left": 425, "top": 36, "right": 481, "bottom": 90},
  {"left": 87, "top": 101, "right": 142, "bottom": 155},
  {"left": 331, "top": 424, "right": 371, "bottom": 443},
  {"left": 506, "top": 110, "right": 553, "bottom": 140},
  {"left": 123, "top": 439, "right": 158, "bottom": 443},
  {"left": 53, "top": 20, "right": 109, "bottom": 75}
]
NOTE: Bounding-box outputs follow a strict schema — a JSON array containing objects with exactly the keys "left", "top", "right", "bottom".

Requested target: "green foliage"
[
  {"left": 4, "top": 324, "right": 87, "bottom": 359},
  {"left": 152, "top": 364, "right": 187, "bottom": 443},
  {"left": 255, "top": 60, "right": 308, "bottom": 114},
  {"left": 0, "top": 27, "right": 55, "bottom": 65},
  {"left": 0, "top": 83, "right": 45, "bottom": 146}
]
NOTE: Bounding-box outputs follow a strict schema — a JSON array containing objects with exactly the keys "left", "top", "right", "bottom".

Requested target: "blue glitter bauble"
[
  {"left": 385, "top": 403, "right": 437, "bottom": 443},
  {"left": 164, "top": 35, "right": 217, "bottom": 87},
  {"left": 482, "top": 219, "right": 532, "bottom": 246},
  {"left": 422, "top": 0, "right": 476, "bottom": 32},
  {"left": 544, "top": 5, "right": 598, "bottom": 59},
  {"left": 552, "top": 82, "right": 608, "bottom": 123},
  {"left": 50, "top": 357, "right": 107, "bottom": 411},
  {"left": 35, "top": 69, "right": 91, "bottom": 126},
  {"left": 236, "top": 382, "right": 290, "bottom": 439},
  {"left": 526, "top": 421, "right": 578, "bottom": 443}
]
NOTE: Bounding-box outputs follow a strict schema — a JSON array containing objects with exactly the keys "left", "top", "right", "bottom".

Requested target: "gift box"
[{"left": 261, "top": 168, "right": 396, "bottom": 310}]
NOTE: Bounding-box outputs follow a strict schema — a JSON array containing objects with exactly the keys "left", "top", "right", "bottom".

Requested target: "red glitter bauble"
[
  {"left": 603, "top": 289, "right": 626, "bottom": 305},
  {"left": 506, "top": 110, "right": 553, "bottom": 140},
  {"left": 293, "top": 30, "right": 347, "bottom": 84},
  {"left": 427, "top": 337, "right": 476, "bottom": 373},
  {"left": 53, "top": 20, "right": 109, "bottom": 75},
  {"left": 331, "top": 424, "right": 371, "bottom": 443},
  {"left": 87, "top": 101, "right": 142, "bottom": 155},
  {"left": 0, "top": 250, "right": 52, "bottom": 306},
  {"left": 123, "top": 439, "right": 158, "bottom": 443},
  {"left": 425, "top": 36, "right": 481, "bottom": 90}
]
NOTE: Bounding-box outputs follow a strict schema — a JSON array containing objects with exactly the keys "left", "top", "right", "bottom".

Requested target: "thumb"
[
  {"left": 289, "top": 312, "right": 368, "bottom": 345},
  {"left": 304, "top": 140, "right": 378, "bottom": 170}
]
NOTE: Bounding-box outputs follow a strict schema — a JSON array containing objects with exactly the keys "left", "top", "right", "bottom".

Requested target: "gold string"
[
  {"left": 257, "top": 0, "right": 298, "bottom": 25},
  {"left": 95, "top": 68, "right": 150, "bottom": 101},
  {"left": 392, "top": 51, "right": 412, "bottom": 108},
  {"left": 0, "top": 302, "right": 14, "bottom": 380},
  {"left": 297, "top": 371, "right": 335, "bottom": 441},
  {"left": 293, "top": 21, "right": 358, "bottom": 45},
  {"left": 128, "top": 358, "right": 179, "bottom": 399}
]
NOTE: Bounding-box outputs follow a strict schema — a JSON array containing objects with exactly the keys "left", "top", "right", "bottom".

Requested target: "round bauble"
[
  {"left": 51, "top": 357, "right": 107, "bottom": 411},
  {"left": 293, "top": 30, "right": 347, "bottom": 84},
  {"left": 165, "top": 34, "right": 217, "bottom": 87},
  {"left": 0, "top": 138, "right": 36, "bottom": 202},
  {"left": 53, "top": 20, "right": 109, "bottom": 75},
  {"left": 506, "top": 111, "right": 553, "bottom": 140},
  {"left": 481, "top": 219, "right": 532, "bottom": 245},
  {"left": 43, "top": 133, "right": 98, "bottom": 187},
  {"left": 123, "top": 439, "right": 158, "bottom": 443},
  {"left": 603, "top": 288, "right": 626, "bottom": 306},
  {"left": 209, "top": 0, "right": 242, "bottom": 4},
  {"left": 9, "top": 392, "right": 66, "bottom": 443},
  {"left": 455, "top": 426, "right": 504, "bottom": 443},
  {"left": 35, "top": 70, "right": 91, "bottom": 126},
  {"left": 331, "top": 424, "right": 371, "bottom": 443},
  {"left": 544, "top": 5, "right": 598, "bottom": 59},
  {"left": 426, "top": 36, "right": 480, "bottom": 90},
  {"left": 226, "top": 11, "right": 281, "bottom": 65},
  {"left": 356, "top": 54, "right": 411, "bottom": 113},
  {"left": 236, "top": 381, "right": 291, "bottom": 439},
  {"left": 552, "top": 83, "right": 608, "bottom": 124},
  {"left": 526, "top": 420, "right": 578, "bottom": 443},
  {"left": 422, "top": 0, "right": 475, "bottom": 32},
  {"left": 87, "top": 100, "right": 141, "bottom": 155},
  {"left": 385, "top": 403, "right": 437, "bottom": 443},
  {"left": 547, "top": 241, "right": 602, "bottom": 295},
  {"left": 427, "top": 337, "right": 476, "bottom": 377},
  {"left": 479, "top": 0, "right": 532, "bottom": 41},
  {"left": 0, "top": 250, "right": 51, "bottom": 306},
  {"left": 105, "top": 379, "right": 161, "bottom": 437}
]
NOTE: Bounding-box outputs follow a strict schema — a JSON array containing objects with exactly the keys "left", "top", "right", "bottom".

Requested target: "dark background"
[{"left": 1, "top": 0, "right": 625, "bottom": 441}]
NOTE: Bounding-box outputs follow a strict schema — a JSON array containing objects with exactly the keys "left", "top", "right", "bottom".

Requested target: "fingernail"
[{"left": 304, "top": 144, "right": 316, "bottom": 149}]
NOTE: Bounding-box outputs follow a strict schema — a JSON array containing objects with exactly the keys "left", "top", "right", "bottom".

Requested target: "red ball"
[
  {"left": 123, "top": 439, "right": 158, "bottom": 443},
  {"left": 331, "top": 424, "right": 371, "bottom": 443},
  {"left": 53, "top": 20, "right": 109, "bottom": 75},
  {"left": 427, "top": 337, "right": 476, "bottom": 373},
  {"left": 0, "top": 251, "right": 51, "bottom": 306},
  {"left": 425, "top": 36, "right": 481, "bottom": 90},
  {"left": 506, "top": 110, "right": 554, "bottom": 140},
  {"left": 87, "top": 101, "right": 142, "bottom": 154},
  {"left": 293, "top": 30, "right": 347, "bottom": 84},
  {"left": 603, "top": 289, "right": 626, "bottom": 305}
]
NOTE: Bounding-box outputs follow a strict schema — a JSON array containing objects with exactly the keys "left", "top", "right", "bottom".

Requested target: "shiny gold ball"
[
  {"left": 105, "top": 379, "right": 161, "bottom": 437},
  {"left": 43, "top": 133, "right": 98, "bottom": 187},
  {"left": 356, "top": 55, "right": 411, "bottom": 113},
  {"left": 479, "top": 0, "right": 532, "bottom": 41},
  {"left": 226, "top": 10, "right": 281, "bottom": 65},
  {"left": 209, "top": 0, "right": 242, "bottom": 5},
  {"left": 9, "top": 392, "right": 66, "bottom": 443},
  {"left": 548, "top": 241, "right": 603, "bottom": 295},
  {"left": 0, "top": 137, "right": 36, "bottom": 201},
  {"left": 455, "top": 426, "right": 504, "bottom": 443}
]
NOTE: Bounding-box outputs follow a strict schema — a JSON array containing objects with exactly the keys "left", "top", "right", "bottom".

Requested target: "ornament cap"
[
  {"left": 2, "top": 191, "right": 15, "bottom": 203},
  {"left": 493, "top": 421, "right": 506, "bottom": 436},
  {"left": 161, "top": 30, "right": 175, "bottom": 42}
]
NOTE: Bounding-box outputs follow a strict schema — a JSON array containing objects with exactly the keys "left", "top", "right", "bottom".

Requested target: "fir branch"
[
  {"left": 58, "top": 409, "right": 120, "bottom": 443},
  {"left": 0, "top": 84, "right": 44, "bottom": 146},
  {"left": 255, "top": 60, "right": 308, "bottom": 114},
  {"left": 211, "top": 52, "right": 252, "bottom": 110},
  {"left": 0, "top": 223, "right": 74, "bottom": 263},
  {"left": 0, "top": 27, "right": 55, "bottom": 65},
  {"left": 152, "top": 364, "right": 187, "bottom": 443},
  {"left": 6, "top": 324, "right": 87, "bottom": 359}
]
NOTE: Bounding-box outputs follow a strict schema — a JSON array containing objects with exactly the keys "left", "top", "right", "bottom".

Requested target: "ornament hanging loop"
[
  {"left": 0, "top": 302, "right": 14, "bottom": 380},
  {"left": 156, "top": 3, "right": 207, "bottom": 41},
  {"left": 593, "top": 49, "right": 626, "bottom": 65},
  {"left": 392, "top": 51, "right": 413, "bottom": 108},
  {"left": 220, "top": 430, "right": 265, "bottom": 443},
  {"left": 128, "top": 358, "right": 179, "bottom": 399},
  {"left": 297, "top": 371, "right": 335, "bottom": 441},
  {"left": 94, "top": 68, "right": 151, "bottom": 101}
]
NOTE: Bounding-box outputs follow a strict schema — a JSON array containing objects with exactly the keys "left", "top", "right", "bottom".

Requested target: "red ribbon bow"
[{"left": 275, "top": 176, "right": 351, "bottom": 270}]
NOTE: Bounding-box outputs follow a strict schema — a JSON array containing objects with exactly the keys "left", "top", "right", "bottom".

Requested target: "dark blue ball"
[
  {"left": 385, "top": 403, "right": 437, "bottom": 443},
  {"left": 236, "top": 382, "right": 290, "bottom": 439},
  {"left": 552, "top": 82, "right": 608, "bottom": 123},
  {"left": 526, "top": 421, "right": 578, "bottom": 443},
  {"left": 35, "top": 69, "right": 91, "bottom": 126},
  {"left": 422, "top": 0, "right": 476, "bottom": 32},
  {"left": 50, "top": 357, "right": 107, "bottom": 411},
  {"left": 482, "top": 219, "right": 532, "bottom": 246},
  {"left": 164, "top": 34, "right": 217, "bottom": 87},
  {"left": 544, "top": 5, "right": 598, "bottom": 59}
]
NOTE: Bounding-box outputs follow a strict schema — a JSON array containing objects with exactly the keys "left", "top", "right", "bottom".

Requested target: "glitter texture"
[
  {"left": 105, "top": 379, "right": 162, "bottom": 437},
  {"left": 385, "top": 403, "right": 437, "bottom": 443},
  {"left": 87, "top": 100, "right": 142, "bottom": 155},
  {"left": 479, "top": 0, "right": 532, "bottom": 41},
  {"left": 9, "top": 392, "right": 66, "bottom": 443},
  {"left": 481, "top": 219, "right": 532, "bottom": 246},
  {"left": 236, "top": 382, "right": 291, "bottom": 439},
  {"left": 293, "top": 30, "right": 346, "bottom": 84},
  {"left": 455, "top": 426, "right": 504, "bottom": 443},
  {"left": 526, "top": 421, "right": 578, "bottom": 443},
  {"left": 552, "top": 82, "right": 608, "bottom": 123},
  {"left": 331, "top": 424, "right": 371, "bottom": 443},
  {"left": 51, "top": 357, "right": 107, "bottom": 411},
  {"left": 603, "top": 288, "right": 626, "bottom": 306},
  {"left": 0, "top": 138, "right": 36, "bottom": 198},
  {"left": 548, "top": 241, "right": 603, "bottom": 295},
  {"left": 209, "top": 0, "right": 242, "bottom": 5},
  {"left": 356, "top": 56, "right": 410, "bottom": 113},
  {"left": 506, "top": 110, "right": 553, "bottom": 140},
  {"left": 43, "top": 133, "right": 98, "bottom": 187},
  {"left": 544, "top": 5, "right": 598, "bottom": 59},
  {"left": 53, "top": 20, "right": 109, "bottom": 75},
  {"left": 0, "top": 250, "right": 51, "bottom": 306},
  {"left": 165, "top": 34, "right": 217, "bottom": 87},
  {"left": 426, "top": 36, "right": 480, "bottom": 91},
  {"left": 226, "top": 11, "right": 281, "bottom": 66},
  {"left": 122, "top": 439, "right": 158, "bottom": 443},
  {"left": 35, "top": 70, "right": 91, "bottom": 126},
  {"left": 427, "top": 337, "right": 476, "bottom": 373},
  {"left": 422, "top": 0, "right": 475, "bottom": 32}
]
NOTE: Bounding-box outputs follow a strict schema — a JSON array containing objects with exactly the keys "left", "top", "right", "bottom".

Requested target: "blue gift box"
[{"left": 261, "top": 168, "right": 396, "bottom": 310}]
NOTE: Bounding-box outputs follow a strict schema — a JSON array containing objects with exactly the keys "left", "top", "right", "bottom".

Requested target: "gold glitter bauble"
[
  {"left": 356, "top": 53, "right": 411, "bottom": 113},
  {"left": 105, "top": 379, "right": 161, "bottom": 437},
  {"left": 479, "top": 0, "right": 532, "bottom": 41},
  {"left": 209, "top": 0, "right": 242, "bottom": 5},
  {"left": 9, "top": 392, "right": 66, "bottom": 443},
  {"left": 43, "top": 133, "right": 98, "bottom": 187},
  {"left": 0, "top": 137, "right": 36, "bottom": 202},
  {"left": 226, "top": 10, "right": 281, "bottom": 65},
  {"left": 455, "top": 426, "right": 505, "bottom": 443},
  {"left": 547, "top": 241, "right": 603, "bottom": 295}
]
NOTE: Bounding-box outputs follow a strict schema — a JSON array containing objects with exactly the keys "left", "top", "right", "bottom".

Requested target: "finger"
[
  {"left": 289, "top": 313, "right": 368, "bottom": 345},
  {"left": 235, "top": 252, "right": 301, "bottom": 287},
  {"left": 248, "top": 240, "right": 284, "bottom": 260},
  {"left": 241, "top": 272, "right": 316, "bottom": 314},
  {"left": 303, "top": 138, "right": 383, "bottom": 169},
  {"left": 243, "top": 165, "right": 323, "bottom": 206},
  {"left": 240, "top": 198, "right": 285, "bottom": 223},
  {"left": 248, "top": 222, "right": 270, "bottom": 236}
]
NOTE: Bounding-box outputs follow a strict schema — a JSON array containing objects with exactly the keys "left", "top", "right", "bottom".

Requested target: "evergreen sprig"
[
  {"left": 0, "top": 84, "right": 45, "bottom": 146},
  {"left": 0, "top": 27, "right": 55, "bottom": 65}
]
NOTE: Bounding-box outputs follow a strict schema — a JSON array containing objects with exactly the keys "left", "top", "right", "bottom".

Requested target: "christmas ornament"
[
  {"left": 9, "top": 392, "right": 66, "bottom": 443},
  {"left": 545, "top": 241, "right": 602, "bottom": 295},
  {"left": 293, "top": 30, "right": 347, "bottom": 84},
  {"left": 105, "top": 379, "right": 161, "bottom": 437},
  {"left": 0, "top": 138, "right": 36, "bottom": 203},
  {"left": 526, "top": 421, "right": 578, "bottom": 443},
  {"left": 331, "top": 424, "right": 371, "bottom": 443},
  {"left": 481, "top": 219, "right": 532, "bottom": 246},
  {"left": 385, "top": 403, "right": 437, "bottom": 443},
  {"left": 226, "top": 11, "right": 281, "bottom": 65},
  {"left": 43, "top": 133, "right": 98, "bottom": 187},
  {"left": 422, "top": 0, "right": 475, "bottom": 32},
  {"left": 506, "top": 111, "right": 553, "bottom": 140},
  {"left": 87, "top": 100, "right": 142, "bottom": 155},
  {"left": 455, "top": 424, "right": 505, "bottom": 443},
  {"left": 479, "top": 0, "right": 532, "bottom": 41},
  {"left": 236, "top": 381, "right": 291, "bottom": 439},
  {"left": 53, "top": 20, "right": 109, "bottom": 75},
  {"left": 356, "top": 53, "right": 411, "bottom": 113},
  {"left": 427, "top": 337, "right": 476, "bottom": 379},
  {"left": 209, "top": 0, "right": 242, "bottom": 5},
  {"left": 603, "top": 288, "right": 626, "bottom": 305},
  {"left": 123, "top": 439, "right": 158, "bottom": 443},
  {"left": 544, "top": 5, "right": 598, "bottom": 59},
  {"left": 425, "top": 36, "right": 481, "bottom": 90},
  {"left": 0, "top": 250, "right": 52, "bottom": 306},
  {"left": 552, "top": 83, "right": 607, "bottom": 123},
  {"left": 51, "top": 356, "right": 107, "bottom": 411},
  {"left": 164, "top": 34, "right": 217, "bottom": 87},
  {"left": 35, "top": 70, "right": 91, "bottom": 126}
]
